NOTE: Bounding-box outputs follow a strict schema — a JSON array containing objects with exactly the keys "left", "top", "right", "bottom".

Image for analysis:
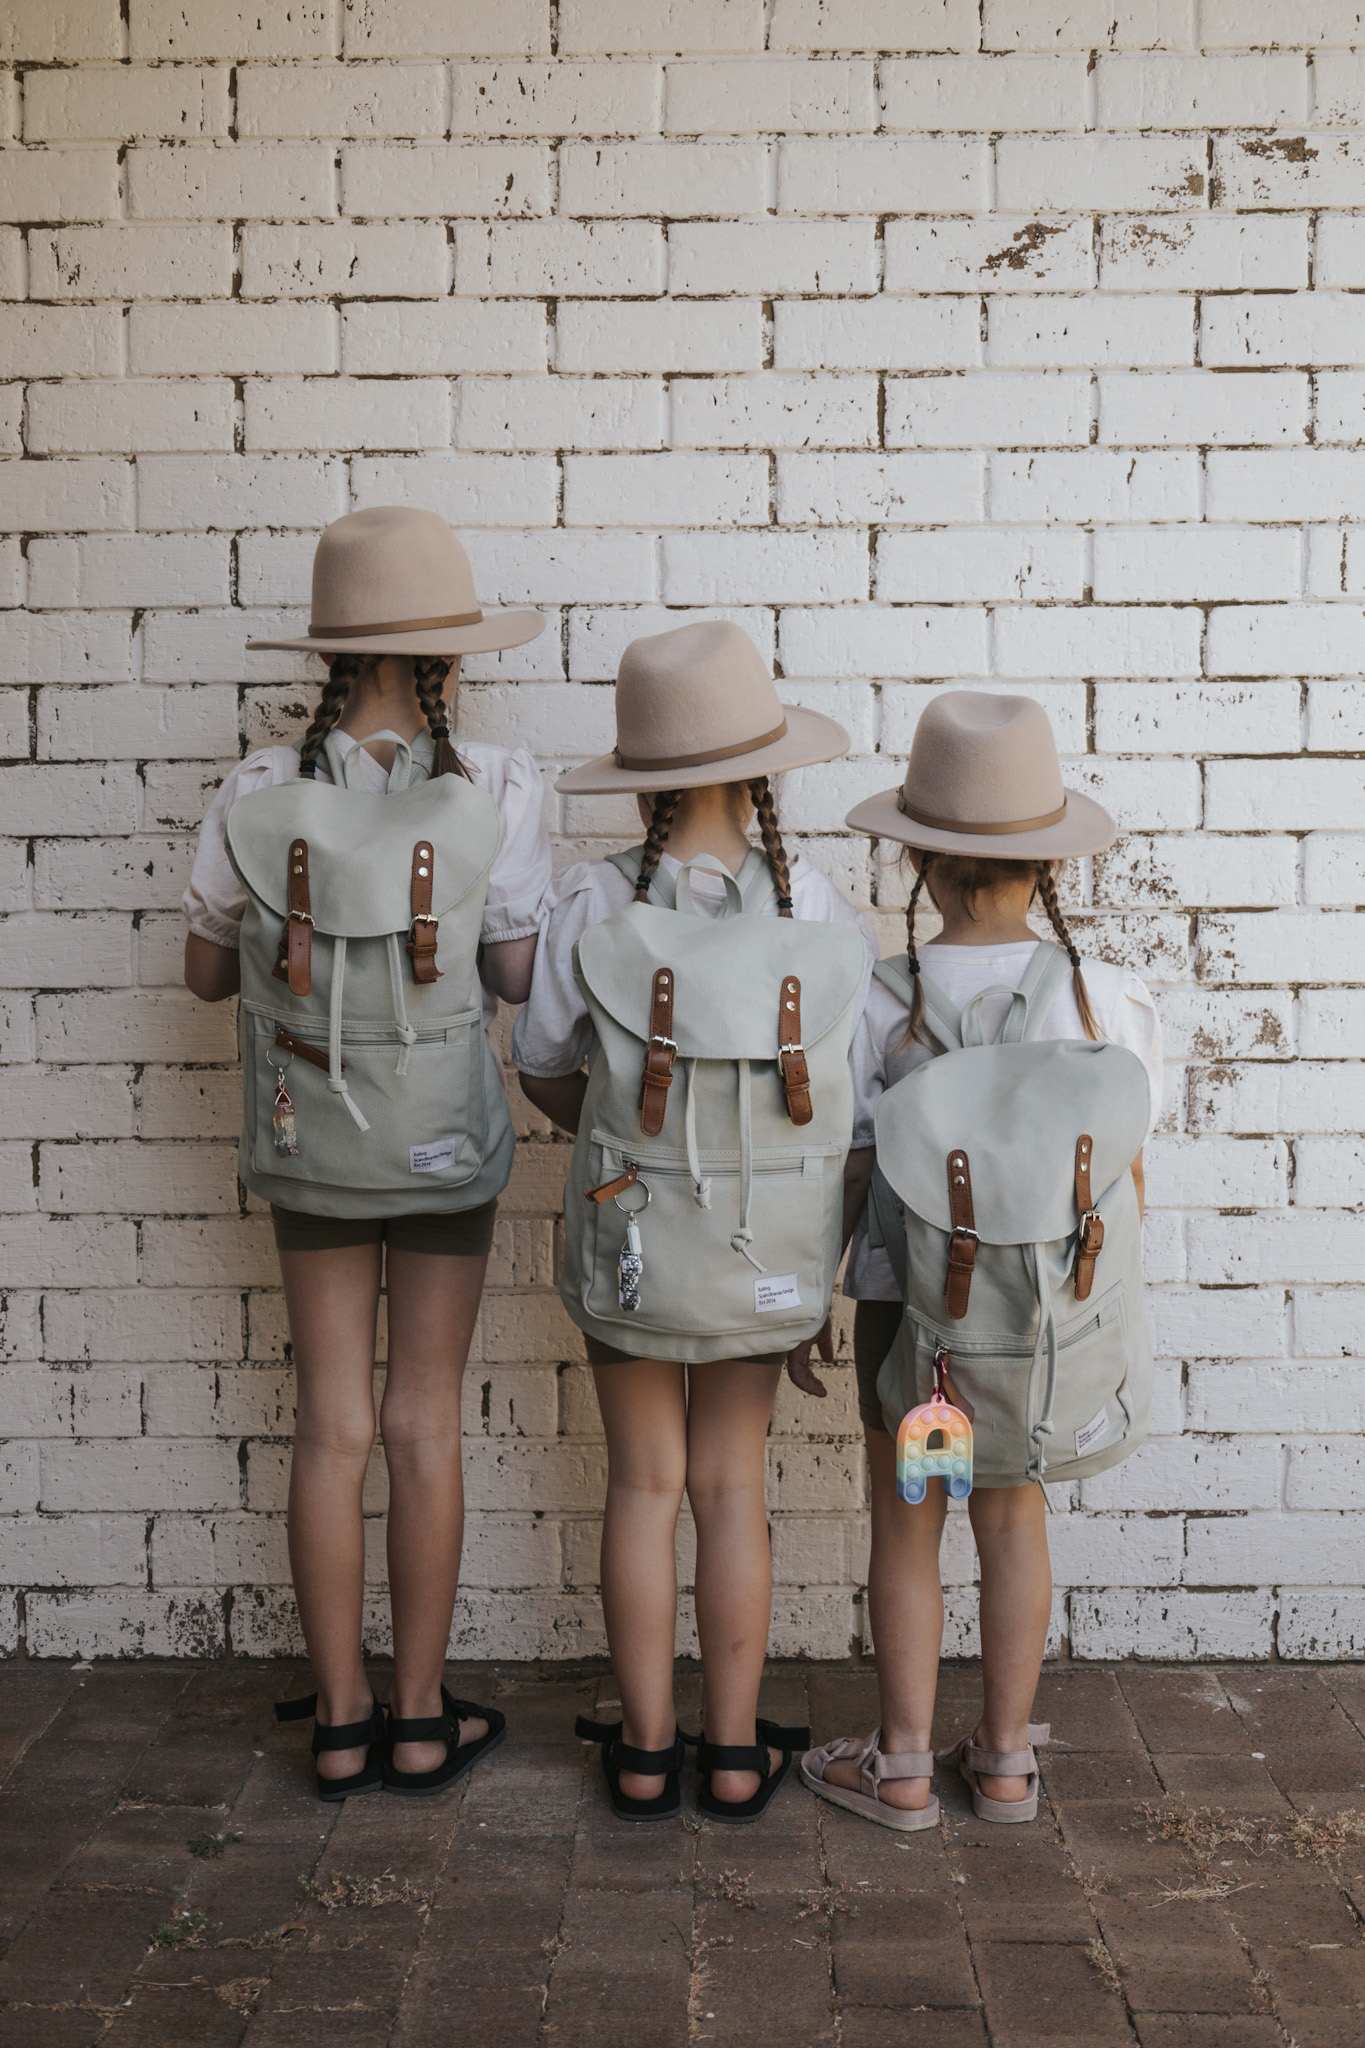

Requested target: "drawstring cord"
[
  {"left": 683, "top": 1060, "right": 711, "bottom": 1210},
  {"left": 1026, "top": 1240, "right": 1056, "bottom": 1501},
  {"left": 327, "top": 937, "right": 369, "bottom": 1132},
  {"left": 385, "top": 933, "right": 418, "bottom": 1076},
  {"left": 730, "top": 1059, "right": 765, "bottom": 1272}
]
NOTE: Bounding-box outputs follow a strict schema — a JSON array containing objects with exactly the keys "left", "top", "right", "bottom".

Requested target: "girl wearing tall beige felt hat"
[
  {"left": 181, "top": 505, "right": 552, "bottom": 1800},
  {"left": 514, "top": 620, "right": 874, "bottom": 1826},
  {"left": 797, "top": 690, "right": 1162, "bottom": 1835}
]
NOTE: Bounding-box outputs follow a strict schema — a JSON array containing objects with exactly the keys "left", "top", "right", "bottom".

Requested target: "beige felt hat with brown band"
[
  {"left": 555, "top": 620, "right": 849, "bottom": 794},
  {"left": 247, "top": 505, "right": 545, "bottom": 657},
  {"left": 846, "top": 690, "right": 1116, "bottom": 859}
]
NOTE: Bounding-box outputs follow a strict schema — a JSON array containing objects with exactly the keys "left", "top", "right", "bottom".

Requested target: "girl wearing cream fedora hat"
[
  {"left": 514, "top": 620, "right": 876, "bottom": 1825},
  {"left": 182, "top": 506, "right": 549, "bottom": 1799},
  {"left": 797, "top": 690, "right": 1165, "bottom": 1833}
]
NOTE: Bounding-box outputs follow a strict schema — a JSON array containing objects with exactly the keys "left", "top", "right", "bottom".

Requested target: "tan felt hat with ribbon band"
[
  {"left": 846, "top": 690, "right": 1116, "bottom": 859},
  {"left": 555, "top": 620, "right": 849, "bottom": 794},
  {"left": 247, "top": 505, "right": 545, "bottom": 657}
]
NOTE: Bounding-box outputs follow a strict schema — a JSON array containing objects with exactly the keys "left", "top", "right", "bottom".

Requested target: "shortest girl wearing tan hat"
[
  {"left": 515, "top": 621, "right": 874, "bottom": 1824},
  {"left": 798, "top": 691, "right": 1163, "bottom": 1831},
  {"left": 183, "top": 507, "right": 549, "bottom": 1800}
]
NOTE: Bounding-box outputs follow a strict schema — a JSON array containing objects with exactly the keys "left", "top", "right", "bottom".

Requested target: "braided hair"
[
  {"left": 633, "top": 789, "right": 683, "bottom": 901},
  {"left": 1035, "top": 864, "right": 1100, "bottom": 1041},
  {"left": 900, "top": 851, "right": 1101, "bottom": 1046},
  {"left": 297, "top": 655, "right": 360, "bottom": 777},
  {"left": 413, "top": 656, "right": 472, "bottom": 781},
  {"left": 747, "top": 777, "right": 794, "bottom": 918}
]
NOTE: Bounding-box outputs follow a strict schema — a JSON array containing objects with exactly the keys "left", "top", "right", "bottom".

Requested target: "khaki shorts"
[
  {"left": 852, "top": 1299, "right": 903, "bottom": 1435},
  {"left": 585, "top": 1334, "right": 787, "bottom": 1367},
  {"left": 270, "top": 1199, "right": 498, "bottom": 1258}
]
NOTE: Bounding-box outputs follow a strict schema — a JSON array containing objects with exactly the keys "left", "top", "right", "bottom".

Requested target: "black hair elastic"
[
  {"left": 774, "top": 893, "right": 794, "bottom": 912},
  {"left": 907, "top": 956, "right": 921, "bottom": 975},
  {"left": 430, "top": 725, "right": 451, "bottom": 739}
]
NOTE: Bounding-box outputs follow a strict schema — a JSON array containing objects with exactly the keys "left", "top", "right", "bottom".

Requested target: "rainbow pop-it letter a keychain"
[{"left": 897, "top": 1344, "right": 973, "bottom": 1505}]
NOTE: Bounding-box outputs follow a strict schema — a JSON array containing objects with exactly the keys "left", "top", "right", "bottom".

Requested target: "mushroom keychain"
[{"left": 896, "top": 1345, "right": 973, "bottom": 1505}]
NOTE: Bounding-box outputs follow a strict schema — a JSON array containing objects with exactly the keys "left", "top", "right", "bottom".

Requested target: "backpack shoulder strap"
[
  {"left": 736, "top": 846, "right": 776, "bottom": 915},
  {"left": 872, "top": 952, "right": 963, "bottom": 1051},
  {"left": 606, "top": 845, "right": 676, "bottom": 908},
  {"left": 1013, "top": 942, "right": 1074, "bottom": 1044}
]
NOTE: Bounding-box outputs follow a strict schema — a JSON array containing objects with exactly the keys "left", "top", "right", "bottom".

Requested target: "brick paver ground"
[{"left": 0, "top": 1660, "right": 1363, "bottom": 2046}]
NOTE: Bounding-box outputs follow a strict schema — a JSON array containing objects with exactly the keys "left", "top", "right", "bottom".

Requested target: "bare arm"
[
  {"left": 785, "top": 1145, "right": 877, "bottom": 1399},
  {"left": 479, "top": 934, "right": 537, "bottom": 1006},
  {"left": 519, "top": 1068, "right": 588, "bottom": 1136},
  {"left": 1131, "top": 1147, "right": 1145, "bottom": 1221},
  {"left": 184, "top": 932, "right": 241, "bottom": 1002}
]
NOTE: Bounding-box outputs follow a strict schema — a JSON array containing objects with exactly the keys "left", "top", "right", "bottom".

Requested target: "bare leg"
[
  {"left": 824, "top": 1430, "right": 947, "bottom": 1812},
  {"left": 591, "top": 1360, "right": 689, "bottom": 1800},
  {"left": 280, "top": 1243, "right": 384, "bottom": 1780},
  {"left": 968, "top": 1483, "right": 1052, "bottom": 1802},
  {"left": 685, "top": 1360, "right": 785, "bottom": 1803},
  {"left": 380, "top": 1246, "right": 491, "bottom": 1774}
]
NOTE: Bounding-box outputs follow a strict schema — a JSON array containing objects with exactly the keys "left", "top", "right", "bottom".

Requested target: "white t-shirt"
[
  {"left": 182, "top": 730, "right": 552, "bottom": 1031},
  {"left": 512, "top": 848, "right": 877, "bottom": 1079},
  {"left": 845, "top": 940, "right": 1164, "bottom": 1302}
]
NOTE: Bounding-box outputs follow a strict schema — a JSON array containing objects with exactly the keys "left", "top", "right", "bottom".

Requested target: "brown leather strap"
[
  {"left": 284, "top": 839, "right": 313, "bottom": 996},
  {"left": 1073, "top": 1133, "right": 1104, "bottom": 1301},
  {"left": 408, "top": 839, "right": 442, "bottom": 984},
  {"left": 584, "top": 1163, "right": 640, "bottom": 1205},
  {"left": 944, "top": 1148, "right": 978, "bottom": 1320},
  {"left": 639, "top": 968, "right": 677, "bottom": 1137},
  {"left": 778, "top": 975, "right": 812, "bottom": 1127},
  {"left": 273, "top": 1026, "right": 340, "bottom": 1074}
]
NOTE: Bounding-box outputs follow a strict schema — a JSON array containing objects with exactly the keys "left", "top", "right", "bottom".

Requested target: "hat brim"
[
  {"left": 554, "top": 704, "right": 850, "bottom": 795},
  {"left": 246, "top": 609, "right": 546, "bottom": 656},
  {"left": 844, "top": 784, "right": 1117, "bottom": 859}
]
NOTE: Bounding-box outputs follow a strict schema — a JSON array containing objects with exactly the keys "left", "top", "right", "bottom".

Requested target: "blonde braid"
[
  {"left": 748, "top": 777, "right": 794, "bottom": 917},
  {"left": 1036, "top": 865, "right": 1101, "bottom": 1041},
  {"left": 634, "top": 790, "right": 682, "bottom": 901},
  {"left": 413, "top": 657, "right": 472, "bottom": 781},
  {"left": 298, "top": 657, "right": 358, "bottom": 778}
]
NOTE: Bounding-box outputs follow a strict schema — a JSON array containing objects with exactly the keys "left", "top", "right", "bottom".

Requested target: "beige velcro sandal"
[
  {"left": 940, "top": 1723, "right": 1050, "bottom": 1823},
  {"left": 800, "top": 1728, "right": 939, "bottom": 1832}
]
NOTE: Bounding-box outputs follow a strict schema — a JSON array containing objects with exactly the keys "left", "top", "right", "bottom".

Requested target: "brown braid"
[
  {"left": 1036, "top": 865, "right": 1101, "bottom": 1041},
  {"left": 298, "top": 655, "right": 360, "bottom": 777},
  {"left": 413, "top": 657, "right": 472, "bottom": 782},
  {"left": 902, "top": 851, "right": 935, "bottom": 1047},
  {"left": 634, "top": 789, "right": 682, "bottom": 901},
  {"left": 747, "top": 777, "right": 794, "bottom": 918}
]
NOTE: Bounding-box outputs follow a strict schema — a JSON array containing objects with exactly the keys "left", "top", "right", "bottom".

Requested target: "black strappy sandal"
[
  {"left": 274, "top": 1692, "right": 388, "bottom": 1802},
  {"left": 575, "top": 1715, "right": 688, "bottom": 1823},
  {"left": 694, "top": 1717, "right": 810, "bottom": 1827},
  {"left": 381, "top": 1684, "right": 506, "bottom": 1797}
]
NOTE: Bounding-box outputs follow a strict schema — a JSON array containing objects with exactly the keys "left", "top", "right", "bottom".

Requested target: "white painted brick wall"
[{"left": 1, "top": 0, "right": 1363, "bottom": 1664}]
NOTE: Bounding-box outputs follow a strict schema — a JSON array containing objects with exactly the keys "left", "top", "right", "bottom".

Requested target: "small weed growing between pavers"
[
  {"left": 795, "top": 1880, "right": 859, "bottom": 1920},
  {"left": 1085, "top": 1937, "right": 1124, "bottom": 1994},
  {"left": 149, "top": 1908, "right": 215, "bottom": 1951},
  {"left": 188, "top": 1831, "right": 240, "bottom": 1860},
  {"left": 1287, "top": 1810, "right": 1365, "bottom": 1864},
  {"left": 542, "top": 1931, "right": 570, "bottom": 1962},
  {"left": 215, "top": 1920, "right": 308, "bottom": 1951},
  {"left": 299, "top": 1869, "right": 432, "bottom": 1911},
  {"left": 1145, "top": 1804, "right": 1365, "bottom": 1869},
  {"left": 215, "top": 1977, "right": 267, "bottom": 2014},
  {"left": 681, "top": 1811, "right": 704, "bottom": 1833},
  {"left": 703, "top": 1867, "right": 755, "bottom": 1909},
  {"left": 1152, "top": 1877, "right": 1259, "bottom": 1905}
]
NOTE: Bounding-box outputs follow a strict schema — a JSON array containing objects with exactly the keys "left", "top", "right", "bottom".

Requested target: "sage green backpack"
[
  {"left": 869, "top": 943, "right": 1153, "bottom": 1488},
  {"left": 560, "top": 847, "right": 867, "bottom": 1363},
  {"left": 225, "top": 730, "right": 515, "bottom": 1218}
]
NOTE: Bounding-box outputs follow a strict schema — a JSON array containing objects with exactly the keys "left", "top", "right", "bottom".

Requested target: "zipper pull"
[{"left": 584, "top": 1162, "right": 640, "bottom": 1205}]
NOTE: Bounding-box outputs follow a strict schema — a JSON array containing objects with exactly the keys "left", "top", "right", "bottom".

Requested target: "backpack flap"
[
  {"left": 225, "top": 773, "right": 500, "bottom": 939},
  {"left": 873, "top": 1038, "right": 1150, "bottom": 1246},
  {"left": 575, "top": 906, "right": 866, "bottom": 1061}
]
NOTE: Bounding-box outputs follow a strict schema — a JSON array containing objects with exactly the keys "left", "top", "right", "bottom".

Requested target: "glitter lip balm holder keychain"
[
  {"left": 897, "top": 1344, "right": 973, "bottom": 1505},
  {"left": 615, "top": 1175, "right": 650, "bottom": 1313},
  {"left": 266, "top": 1047, "right": 300, "bottom": 1158}
]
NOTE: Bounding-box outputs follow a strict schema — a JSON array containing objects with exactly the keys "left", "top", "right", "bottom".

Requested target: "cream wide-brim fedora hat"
[
  {"left": 846, "top": 690, "right": 1116, "bottom": 859},
  {"left": 555, "top": 620, "right": 849, "bottom": 795},
  {"left": 247, "top": 505, "right": 545, "bottom": 657}
]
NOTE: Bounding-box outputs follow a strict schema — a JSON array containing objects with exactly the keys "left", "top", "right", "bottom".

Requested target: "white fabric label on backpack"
[
  {"left": 755, "top": 1273, "right": 801, "bottom": 1314},
  {"left": 1075, "top": 1405, "right": 1110, "bottom": 1458},
  {"left": 410, "top": 1138, "right": 456, "bottom": 1174}
]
